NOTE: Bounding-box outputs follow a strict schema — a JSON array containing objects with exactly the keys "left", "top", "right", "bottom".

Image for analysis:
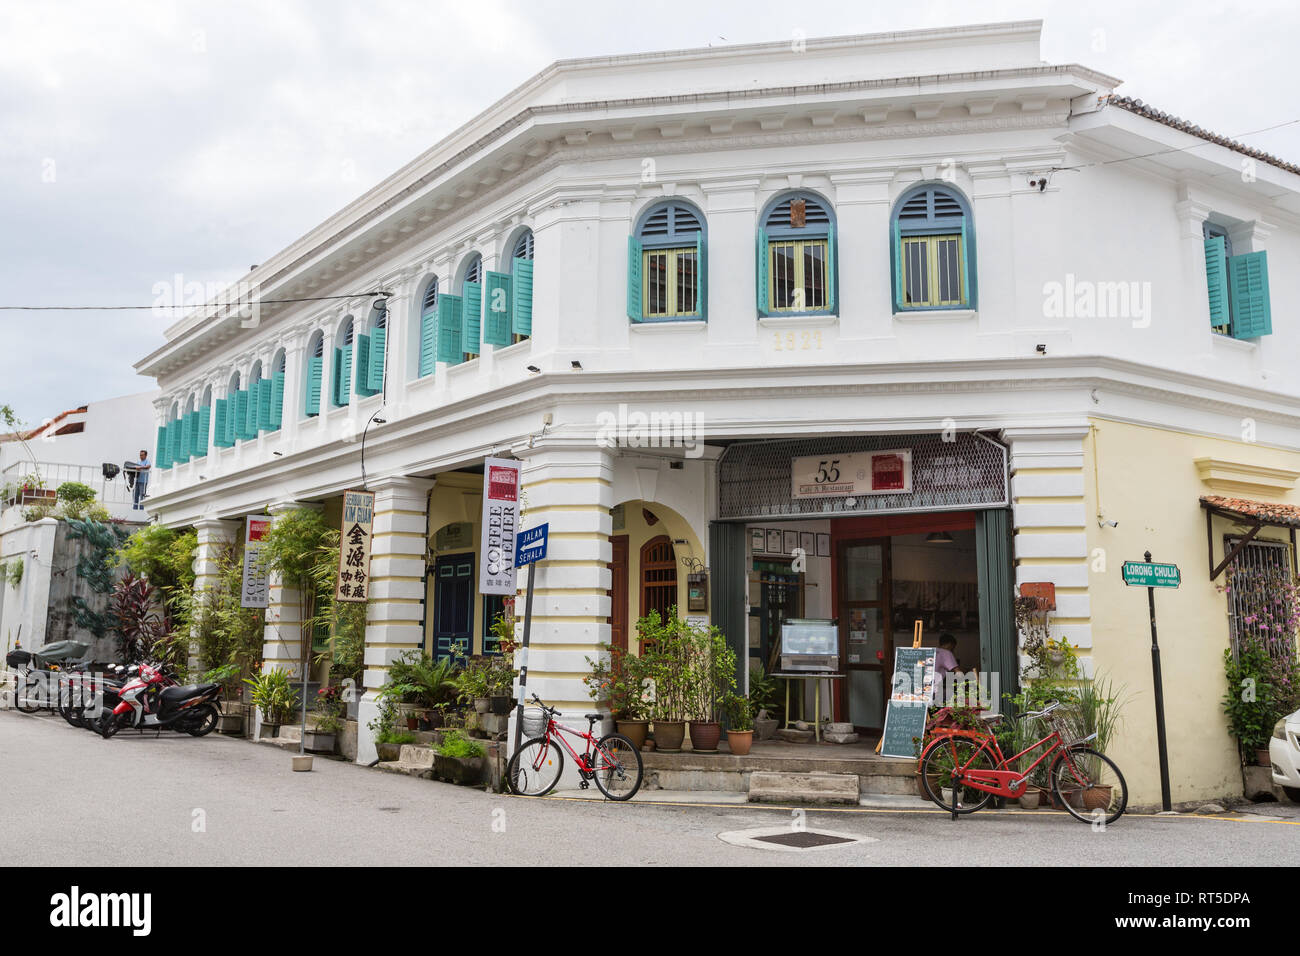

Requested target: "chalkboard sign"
[{"left": 879, "top": 647, "right": 937, "bottom": 758}]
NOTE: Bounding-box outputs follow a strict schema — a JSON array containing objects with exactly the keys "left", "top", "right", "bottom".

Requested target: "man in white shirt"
[
  {"left": 131, "top": 450, "right": 151, "bottom": 511},
  {"left": 932, "top": 633, "right": 959, "bottom": 707}
]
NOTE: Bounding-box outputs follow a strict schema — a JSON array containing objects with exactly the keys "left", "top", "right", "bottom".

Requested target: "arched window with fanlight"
[
  {"left": 890, "top": 183, "right": 975, "bottom": 311},
  {"left": 627, "top": 201, "right": 706, "bottom": 322},
  {"left": 757, "top": 191, "right": 835, "bottom": 317},
  {"left": 508, "top": 229, "right": 534, "bottom": 342},
  {"left": 417, "top": 277, "right": 439, "bottom": 378},
  {"left": 304, "top": 331, "right": 325, "bottom": 417},
  {"left": 332, "top": 317, "right": 355, "bottom": 407}
]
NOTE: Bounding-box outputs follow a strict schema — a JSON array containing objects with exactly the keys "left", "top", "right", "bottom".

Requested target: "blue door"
[{"left": 431, "top": 552, "right": 474, "bottom": 661}]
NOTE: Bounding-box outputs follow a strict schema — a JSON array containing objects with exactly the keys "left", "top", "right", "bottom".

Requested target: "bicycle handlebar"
[
  {"left": 1022, "top": 700, "right": 1061, "bottom": 719},
  {"left": 529, "top": 693, "right": 559, "bottom": 716}
]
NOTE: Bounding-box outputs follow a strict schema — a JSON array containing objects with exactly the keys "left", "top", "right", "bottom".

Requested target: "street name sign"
[
  {"left": 1122, "top": 561, "right": 1181, "bottom": 588},
  {"left": 515, "top": 523, "right": 549, "bottom": 568}
]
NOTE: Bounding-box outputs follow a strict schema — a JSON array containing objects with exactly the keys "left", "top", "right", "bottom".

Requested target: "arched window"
[
  {"left": 511, "top": 229, "right": 534, "bottom": 262},
  {"left": 628, "top": 201, "right": 705, "bottom": 322},
  {"left": 418, "top": 277, "right": 439, "bottom": 378},
  {"left": 640, "top": 535, "right": 679, "bottom": 622},
  {"left": 304, "top": 331, "right": 324, "bottom": 417},
  {"left": 493, "top": 228, "right": 534, "bottom": 344},
  {"left": 354, "top": 300, "right": 386, "bottom": 397},
  {"left": 457, "top": 254, "right": 482, "bottom": 362},
  {"left": 890, "top": 183, "right": 974, "bottom": 310},
  {"left": 758, "top": 191, "right": 835, "bottom": 316},
  {"left": 332, "top": 317, "right": 354, "bottom": 407}
]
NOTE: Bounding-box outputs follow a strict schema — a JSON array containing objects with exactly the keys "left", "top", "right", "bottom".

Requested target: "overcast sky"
[{"left": 1, "top": 0, "right": 1297, "bottom": 427}]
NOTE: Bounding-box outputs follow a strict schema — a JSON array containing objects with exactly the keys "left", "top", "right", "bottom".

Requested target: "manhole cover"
[
  {"left": 753, "top": 831, "right": 854, "bottom": 849},
  {"left": 717, "top": 826, "right": 875, "bottom": 852}
]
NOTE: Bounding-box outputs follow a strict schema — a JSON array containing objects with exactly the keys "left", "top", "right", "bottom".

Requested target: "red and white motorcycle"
[{"left": 96, "top": 663, "right": 222, "bottom": 739}]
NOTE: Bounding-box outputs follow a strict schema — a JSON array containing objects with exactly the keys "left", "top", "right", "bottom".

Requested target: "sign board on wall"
[
  {"left": 791, "top": 450, "right": 913, "bottom": 499},
  {"left": 239, "top": 516, "right": 271, "bottom": 609},
  {"left": 878, "top": 646, "right": 938, "bottom": 758},
  {"left": 479, "top": 457, "right": 521, "bottom": 596},
  {"left": 335, "top": 490, "right": 375, "bottom": 603}
]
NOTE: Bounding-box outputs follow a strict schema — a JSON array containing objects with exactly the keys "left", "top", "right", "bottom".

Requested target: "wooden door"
[
  {"left": 608, "top": 534, "right": 629, "bottom": 652},
  {"left": 837, "top": 538, "right": 892, "bottom": 734},
  {"left": 431, "top": 552, "right": 474, "bottom": 662}
]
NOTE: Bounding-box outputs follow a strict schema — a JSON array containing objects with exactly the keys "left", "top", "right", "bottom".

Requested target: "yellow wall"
[
  {"left": 616, "top": 500, "right": 705, "bottom": 648},
  {"left": 1085, "top": 418, "right": 1300, "bottom": 805},
  {"left": 423, "top": 472, "right": 485, "bottom": 653}
]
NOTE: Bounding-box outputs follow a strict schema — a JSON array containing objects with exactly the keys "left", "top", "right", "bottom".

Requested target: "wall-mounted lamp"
[
  {"left": 526, "top": 365, "right": 541, "bottom": 374},
  {"left": 570, "top": 360, "right": 583, "bottom": 370}
]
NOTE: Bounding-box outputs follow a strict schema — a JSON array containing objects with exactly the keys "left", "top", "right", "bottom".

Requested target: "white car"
[{"left": 1270, "top": 709, "right": 1300, "bottom": 802}]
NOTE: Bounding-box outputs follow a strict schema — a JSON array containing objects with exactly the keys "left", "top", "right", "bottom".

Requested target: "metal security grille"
[
  {"left": 1225, "top": 537, "right": 1295, "bottom": 663},
  {"left": 718, "top": 433, "right": 1008, "bottom": 521}
]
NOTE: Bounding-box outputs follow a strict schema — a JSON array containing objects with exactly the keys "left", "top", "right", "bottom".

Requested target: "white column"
[
  {"left": 190, "top": 517, "right": 238, "bottom": 673},
  {"left": 355, "top": 475, "right": 434, "bottom": 764},
  {"left": 260, "top": 500, "right": 322, "bottom": 680}
]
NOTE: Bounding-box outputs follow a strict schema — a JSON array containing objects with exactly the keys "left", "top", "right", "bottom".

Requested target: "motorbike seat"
[{"left": 160, "top": 682, "right": 220, "bottom": 703}]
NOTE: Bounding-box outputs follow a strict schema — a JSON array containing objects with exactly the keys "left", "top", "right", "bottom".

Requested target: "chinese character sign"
[
  {"left": 479, "top": 457, "right": 520, "bottom": 596},
  {"left": 240, "top": 516, "right": 271, "bottom": 609},
  {"left": 336, "top": 489, "right": 375, "bottom": 603}
]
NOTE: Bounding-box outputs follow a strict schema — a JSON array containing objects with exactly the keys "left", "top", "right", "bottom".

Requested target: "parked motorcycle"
[
  {"left": 96, "top": 663, "right": 221, "bottom": 738},
  {"left": 60, "top": 664, "right": 140, "bottom": 729}
]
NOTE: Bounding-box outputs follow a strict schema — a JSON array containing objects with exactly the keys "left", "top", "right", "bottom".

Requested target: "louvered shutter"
[
  {"left": 437, "top": 294, "right": 463, "bottom": 364},
  {"left": 270, "top": 372, "right": 284, "bottom": 430},
  {"left": 338, "top": 346, "right": 352, "bottom": 405},
  {"left": 234, "top": 390, "right": 250, "bottom": 441},
  {"left": 463, "top": 281, "right": 482, "bottom": 354},
  {"left": 305, "top": 357, "right": 322, "bottom": 416},
  {"left": 695, "top": 232, "right": 705, "bottom": 319},
  {"left": 826, "top": 223, "right": 836, "bottom": 313},
  {"left": 1204, "top": 236, "right": 1229, "bottom": 327},
  {"left": 257, "top": 379, "right": 272, "bottom": 431},
  {"left": 627, "top": 236, "right": 642, "bottom": 321},
  {"left": 179, "top": 415, "right": 193, "bottom": 462},
  {"left": 196, "top": 406, "right": 211, "bottom": 456},
  {"left": 353, "top": 334, "right": 374, "bottom": 396},
  {"left": 756, "top": 228, "right": 768, "bottom": 315},
  {"left": 959, "top": 219, "right": 969, "bottom": 306},
  {"left": 368, "top": 327, "right": 386, "bottom": 392},
  {"left": 418, "top": 310, "right": 437, "bottom": 377},
  {"left": 1228, "top": 251, "right": 1272, "bottom": 339},
  {"left": 892, "top": 218, "right": 903, "bottom": 311},
  {"left": 512, "top": 259, "right": 533, "bottom": 337},
  {"left": 483, "top": 272, "right": 512, "bottom": 347},
  {"left": 156, "top": 425, "right": 171, "bottom": 469},
  {"left": 213, "top": 399, "right": 231, "bottom": 447}
]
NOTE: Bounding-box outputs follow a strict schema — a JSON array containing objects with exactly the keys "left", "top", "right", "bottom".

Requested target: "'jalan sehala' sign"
[
  {"left": 240, "top": 516, "right": 271, "bottom": 609},
  {"left": 336, "top": 490, "right": 375, "bottom": 603}
]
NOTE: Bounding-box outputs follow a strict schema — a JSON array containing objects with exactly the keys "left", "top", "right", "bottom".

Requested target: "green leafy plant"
[
  {"left": 747, "top": 659, "right": 779, "bottom": 716},
  {"left": 201, "top": 662, "right": 242, "bottom": 702},
  {"left": 437, "top": 728, "right": 486, "bottom": 759},
  {"left": 1065, "top": 670, "right": 1128, "bottom": 755},
  {"left": 583, "top": 643, "right": 648, "bottom": 720},
  {"left": 0, "top": 557, "right": 23, "bottom": 588},
  {"left": 381, "top": 649, "right": 459, "bottom": 709},
  {"left": 244, "top": 667, "right": 297, "bottom": 724},
  {"left": 725, "top": 692, "right": 753, "bottom": 732},
  {"left": 55, "top": 481, "right": 98, "bottom": 519},
  {"left": 313, "top": 685, "right": 347, "bottom": 735},
  {"left": 109, "top": 573, "right": 170, "bottom": 664},
  {"left": 112, "top": 525, "right": 198, "bottom": 631}
]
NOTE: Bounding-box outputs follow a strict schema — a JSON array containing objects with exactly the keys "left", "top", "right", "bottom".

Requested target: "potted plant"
[
  {"left": 369, "top": 698, "right": 414, "bottom": 761},
  {"left": 636, "top": 609, "right": 690, "bottom": 752},
  {"left": 749, "top": 662, "right": 780, "bottom": 739},
  {"left": 433, "top": 728, "right": 487, "bottom": 785},
  {"left": 244, "top": 667, "right": 296, "bottom": 737},
  {"left": 725, "top": 693, "right": 755, "bottom": 755},
  {"left": 454, "top": 656, "right": 493, "bottom": 713},
  {"left": 203, "top": 663, "right": 245, "bottom": 734},
  {"left": 584, "top": 642, "right": 650, "bottom": 748},
  {"left": 305, "top": 685, "right": 345, "bottom": 753},
  {"left": 684, "top": 621, "right": 736, "bottom": 753},
  {"left": 486, "top": 652, "right": 516, "bottom": 715}
]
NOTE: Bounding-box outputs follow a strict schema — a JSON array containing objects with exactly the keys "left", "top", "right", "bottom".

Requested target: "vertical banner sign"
[
  {"left": 336, "top": 489, "right": 375, "bottom": 603},
  {"left": 240, "top": 516, "right": 271, "bottom": 608},
  {"left": 479, "top": 457, "right": 521, "bottom": 596}
]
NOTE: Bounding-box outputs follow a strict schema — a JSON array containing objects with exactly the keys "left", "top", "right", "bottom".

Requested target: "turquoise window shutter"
[
  {"left": 226, "top": 394, "right": 239, "bottom": 444},
  {"left": 257, "top": 380, "right": 272, "bottom": 432},
  {"left": 234, "top": 390, "right": 250, "bottom": 440},
  {"left": 827, "top": 223, "right": 836, "bottom": 313},
  {"left": 463, "top": 281, "right": 482, "bottom": 353},
  {"left": 339, "top": 346, "right": 353, "bottom": 405},
  {"left": 437, "top": 294, "right": 463, "bottom": 364},
  {"left": 243, "top": 386, "right": 257, "bottom": 437},
  {"left": 179, "top": 415, "right": 193, "bottom": 462},
  {"left": 331, "top": 349, "right": 342, "bottom": 406},
  {"left": 512, "top": 259, "right": 533, "bottom": 337},
  {"left": 197, "top": 406, "right": 211, "bottom": 456},
  {"left": 1228, "top": 251, "right": 1272, "bottom": 338},
  {"left": 418, "top": 309, "right": 437, "bottom": 377},
  {"left": 696, "top": 232, "right": 706, "bottom": 319},
  {"left": 156, "top": 425, "right": 170, "bottom": 469},
  {"left": 756, "top": 228, "right": 768, "bottom": 315},
  {"left": 191, "top": 409, "right": 202, "bottom": 456},
  {"left": 960, "top": 219, "right": 970, "bottom": 306},
  {"left": 368, "top": 327, "right": 386, "bottom": 392},
  {"left": 1204, "top": 236, "right": 1229, "bottom": 327},
  {"left": 483, "top": 272, "right": 512, "bottom": 346},
  {"left": 353, "top": 333, "right": 372, "bottom": 396},
  {"left": 213, "top": 399, "right": 231, "bottom": 448},
  {"left": 270, "top": 372, "right": 285, "bottom": 430},
  {"left": 305, "top": 357, "right": 322, "bottom": 417},
  {"left": 893, "top": 218, "right": 902, "bottom": 310},
  {"left": 627, "top": 236, "right": 642, "bottom": 321}
]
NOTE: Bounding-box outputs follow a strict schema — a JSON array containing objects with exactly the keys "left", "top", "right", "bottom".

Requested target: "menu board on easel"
[{"left": 878, "top": 646, "right": 938, "bottom": 758}]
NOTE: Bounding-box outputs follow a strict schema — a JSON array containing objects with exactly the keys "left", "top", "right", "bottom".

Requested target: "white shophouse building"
[{"left": 136, "top": 22, "right": 1300, "bottom": 806}]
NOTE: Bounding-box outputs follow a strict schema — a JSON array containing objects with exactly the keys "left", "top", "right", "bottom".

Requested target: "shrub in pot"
[
  {"left": 632, "top": 609, "right": 694, "bottom": 752},
  {"left": 684, "top": 619, "right": 736, "bottom": 754},
  {"left": 584, "top": 641, "right": 650, "bottom": 749},
  {"left": 244, "top": 667, "right": 297, "bottom": 737},
  {"left": 725, "top": 693, "right": 754, "bottom": 756},
  {"left": 434, "top": 729, "right": 487, "bottom": 785},
  {"left": 305, "top": 685, "right": 345, "bottom": 753}
]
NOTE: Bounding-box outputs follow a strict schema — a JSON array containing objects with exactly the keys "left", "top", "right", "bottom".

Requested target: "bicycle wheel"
[
  {"left": 507, "top": 736, "right": 564, "bottom": 796},
  {"left": 591, "top": 732, "right": 643, "bottom": 801},
  {"left": 1050, "top": 746, "right": 1128, "bottom": 825},
  {"left": 919, "top": 736, "right": 997, "bottom": 813}
]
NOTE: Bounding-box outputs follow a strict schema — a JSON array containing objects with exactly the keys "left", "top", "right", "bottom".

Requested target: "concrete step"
[
  {"left": 376, "top": 745, "right": 436, "bottom": 778},
  {"left": 748, "top": 771, "right": 860, "bottom": 805}
]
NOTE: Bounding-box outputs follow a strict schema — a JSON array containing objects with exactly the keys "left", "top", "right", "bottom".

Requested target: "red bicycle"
[
  {"left": 507, "top": 695, "right": 644, "bottom": 800},
  {"left": 919, "top": 700, "right": 1128, "bottom": 824}
]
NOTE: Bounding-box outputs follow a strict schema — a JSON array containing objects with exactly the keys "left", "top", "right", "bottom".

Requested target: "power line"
[{"left": 0, "top": 292, "right": 392, "bottom": 312}]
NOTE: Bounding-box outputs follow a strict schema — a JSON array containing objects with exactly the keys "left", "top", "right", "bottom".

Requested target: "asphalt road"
[{"left": 3, "top": 709, "right": 1298, "bottom": 867}]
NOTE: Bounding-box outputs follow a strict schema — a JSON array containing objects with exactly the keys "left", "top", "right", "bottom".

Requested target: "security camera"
[{"left": 1098, "top": 517, "right": 1118, "bottom": 528}]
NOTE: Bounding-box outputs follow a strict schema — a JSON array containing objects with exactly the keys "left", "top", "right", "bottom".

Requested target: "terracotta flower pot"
[
  {"left": 1081, "top": 784, "right": 1113, "bottom": 811},
  {"left": 689, "top": 721, "right": 721, "bottom": 753},
  {"left": 654, "top": 720, "right": 686, "bottom": 752},
  {"left": 727, "top": 729, "right": 754, "bottom": 756},
  {"left": 616, "top": 719, "right": 649, "bottom": 750},
  {"left": 1256, "top": 749, "right": 1272, "bottom": 768},
  {"left": 1018, "top": 790, "right": 1040, "bottom": 810}
]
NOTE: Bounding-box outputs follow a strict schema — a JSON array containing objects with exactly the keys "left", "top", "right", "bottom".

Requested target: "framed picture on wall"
[
  {"left": 751, "top": 528, "right": 765, "bottom": 553},
  {"left": 800, "top": 531, "right": 815, "bottom": 556},
  {"left": 817, "top": 533, "right": 830, "bottom": 557},
  {"left": 782, "top": 530, "right": 798, "bottom": 555},
  {"left": 767, "top": 529, "right": 783, "bottom": 554}
]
